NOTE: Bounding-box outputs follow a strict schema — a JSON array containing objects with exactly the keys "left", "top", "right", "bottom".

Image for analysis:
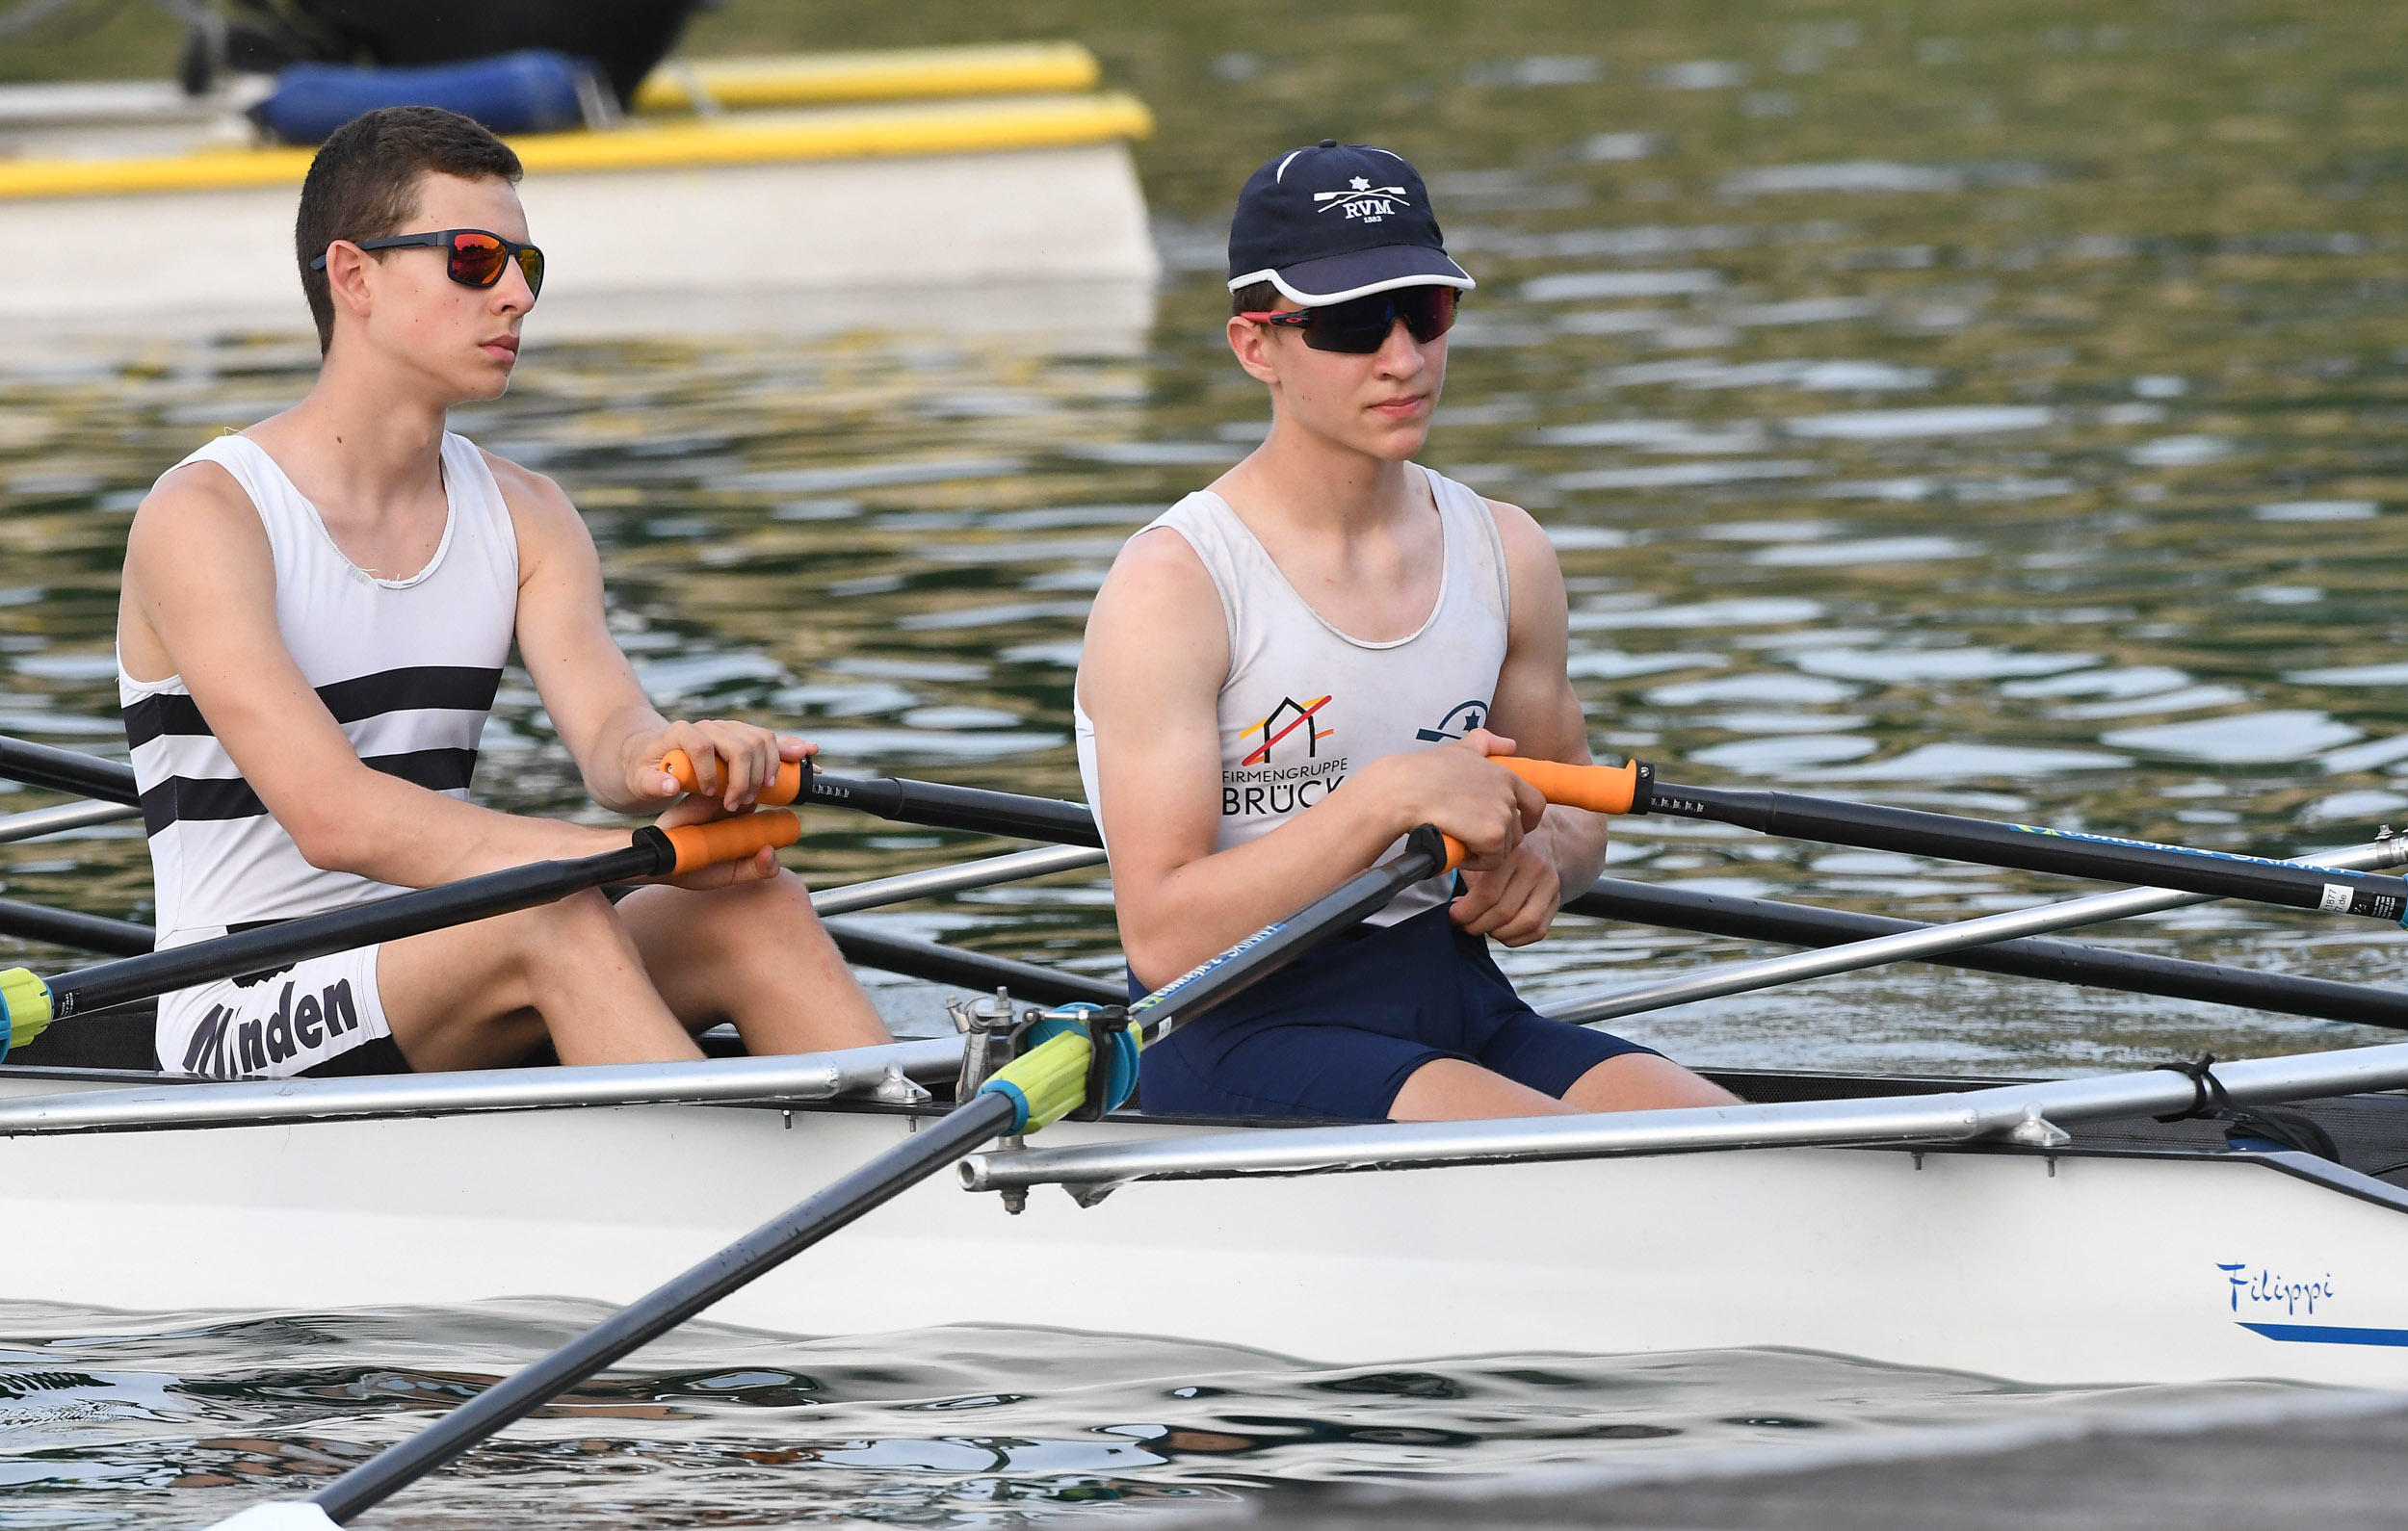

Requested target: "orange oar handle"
[
  {"left": 659, "top": 809, "right": 801, "bottom": 875},
  {"left": 1496, "top": 757, "right": 1645, "bottom": 815},
  {"left": 1441, "top": 833, "right": 1467, "bottom": 871},
  {"left": 663, "top": 748, "right": 804, "bottom": 807}
]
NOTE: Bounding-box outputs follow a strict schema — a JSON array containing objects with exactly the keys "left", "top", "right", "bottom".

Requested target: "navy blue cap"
[{"left": 1227, "top": 139, "right": 1475, "bottom": 304}]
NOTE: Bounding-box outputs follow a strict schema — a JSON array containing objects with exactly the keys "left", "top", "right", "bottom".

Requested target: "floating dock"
[{"left": 0, "top": 44, "right": 1158, "bottom": 344}]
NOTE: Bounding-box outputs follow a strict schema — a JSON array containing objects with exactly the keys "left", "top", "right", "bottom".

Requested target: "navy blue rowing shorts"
[{"left": 1133, "top": 901, "right": 1657, "bottom": 1122}]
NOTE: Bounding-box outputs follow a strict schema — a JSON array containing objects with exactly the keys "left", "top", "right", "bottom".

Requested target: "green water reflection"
[{"left": 5, "top": 2, "right": 2408, "bottom": 1073}]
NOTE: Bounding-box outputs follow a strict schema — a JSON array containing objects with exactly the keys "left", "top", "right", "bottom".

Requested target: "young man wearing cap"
[
  {"left": 1076, "top": 141, "right": 1735, "bottom": 1122},
  {"left": 117, "top": 105, "right": 887, "bottom": 1079}
]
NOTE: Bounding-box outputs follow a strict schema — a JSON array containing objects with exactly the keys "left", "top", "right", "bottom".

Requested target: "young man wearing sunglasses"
[
  {"left": 115, "top": 105, "right": 888, "bottom": 1078},
  {"left": 1077, "top": 141, "right": 1734, "bottom": 1122}
]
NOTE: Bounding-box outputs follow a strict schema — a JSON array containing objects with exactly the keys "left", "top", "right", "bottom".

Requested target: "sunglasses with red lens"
[
  {"left": 1238, "top": 285, "right": 1459, "bottom": 353},
  {"left": 311, "top": 228, "right": 545, "bottom": 301}
]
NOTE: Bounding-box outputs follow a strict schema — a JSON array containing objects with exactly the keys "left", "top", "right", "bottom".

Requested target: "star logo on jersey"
[{"left": 1416, "top": 699, "right": 1490, "bottom": 742}]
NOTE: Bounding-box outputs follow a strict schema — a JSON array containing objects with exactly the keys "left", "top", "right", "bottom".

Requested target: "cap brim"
[{"left": 1228, "top": 244, "right": 1476, "bottom": 303}]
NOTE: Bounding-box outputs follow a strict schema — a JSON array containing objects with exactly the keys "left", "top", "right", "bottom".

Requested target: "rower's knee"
[
  {"left": 512, "top": 887, "right": 632, "bottom": 967},
  {"left": 1562, "top": 1053, "right": 1738, "bottom": 1112},
  {"left": 691, "top": 869, "right": 823, "bottom": 944}
]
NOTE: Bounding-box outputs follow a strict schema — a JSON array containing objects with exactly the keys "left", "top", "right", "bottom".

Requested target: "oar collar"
[
  {"left": 0, "top": 967, "right": 54, "bottom": 1062},
  {"left": 975, "top": 1003, "right": 1139, "bottom": 1135}
]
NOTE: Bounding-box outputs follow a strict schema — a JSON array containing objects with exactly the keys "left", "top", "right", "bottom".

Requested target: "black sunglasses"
[
  {"left": 1238, "top": 285, "right": 1459, "bottom": 353},
  {"left": 311, "top": 228, "right": 545, "bottom": 300}
]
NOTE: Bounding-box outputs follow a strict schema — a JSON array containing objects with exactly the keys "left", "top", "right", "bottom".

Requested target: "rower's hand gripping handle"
[
  {"left": 663, "top": 748, "right": 808, "bottom": 808},
  {"left": 1426, "top": 761, "right": 1654, "bottom": 875},
  {"left": 1494, "top": 757, "right": 1654, "bottom": 816},
  {"left": 636, "top": 809, "right": 803, "bottom": 877}
]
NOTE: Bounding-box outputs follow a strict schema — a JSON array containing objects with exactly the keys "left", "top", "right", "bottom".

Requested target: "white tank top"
[
  {"left": 118, "top": 432, "right": 520, "bottom": 946},
  {"left": 1076, "top": 464, "right": 1510, "bottom": 926}
]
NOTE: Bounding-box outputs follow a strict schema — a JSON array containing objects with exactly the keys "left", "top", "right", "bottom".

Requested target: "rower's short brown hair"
[
  {"left": 1231, "top": 280, "right": 1281, "bottom": 316},
  {"left": 296, "top": 106, "right": 523, "bottom": 354}
]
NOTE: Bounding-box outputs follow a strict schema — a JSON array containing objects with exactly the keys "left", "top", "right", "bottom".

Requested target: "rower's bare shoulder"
[
  {"left": 1083, "top": 528, "right": 1226, "bottom": 697},
  {"left": 123, "top": 458, "right": 280, "bottom": 677},
  {"left": 1093, "top": 525, "right": 1221, "bottom": 627},
  {"left": 477, "top": 447, "right": 594, "bottom": 570},
  {"left": 127, "top": 458, "right": 269, "bottom": 575},
  {"left": 477, "top": 448, "right": 580, "bottom": 529},
  {"left": 1479, "top": 495, "right": 1558, "bottom": 565},
  {"left": 1480, "top": 495, "right": 1568, "bottom": 586},
  {"left": 1479, "top": 496, "right": 1571, "bottom": 656}
]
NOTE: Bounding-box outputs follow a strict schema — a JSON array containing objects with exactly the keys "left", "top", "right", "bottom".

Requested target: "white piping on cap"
[
  {"left": 1273, "top": 148, "right": 1307, "bottom": 181},
  {"left": 1226, "top": 267, "right": 1478, "bottom": 302}
]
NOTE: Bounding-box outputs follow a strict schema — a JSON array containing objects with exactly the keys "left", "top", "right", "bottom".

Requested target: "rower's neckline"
[
  {"left": 1197, "top": 463, "right": 1451, "bottom": 652},
  {"left": 227, "top": 431, "right": 459, "bottom": 590}
]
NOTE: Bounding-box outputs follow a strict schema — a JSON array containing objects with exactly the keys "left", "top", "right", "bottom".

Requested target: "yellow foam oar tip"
[{"left": 1, "top": 967, "right": 54, "bottom": 1056}]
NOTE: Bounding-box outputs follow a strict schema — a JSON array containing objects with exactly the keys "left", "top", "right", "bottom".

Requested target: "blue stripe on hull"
[{"left": 2240, "top": 1321, "right": 2408, "bottom": 1347}]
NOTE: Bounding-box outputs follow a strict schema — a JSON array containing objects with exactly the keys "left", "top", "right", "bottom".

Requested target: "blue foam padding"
[{"left": 252, "top": 50, "right": 597, "bottom": 144}]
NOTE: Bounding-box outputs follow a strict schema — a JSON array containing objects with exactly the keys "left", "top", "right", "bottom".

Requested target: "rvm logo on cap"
[{"left": 1317, "top": 176, "right": 1411, "bottom": 223}]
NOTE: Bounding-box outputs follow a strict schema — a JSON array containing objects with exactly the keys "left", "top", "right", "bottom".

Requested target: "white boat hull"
[{"left": 7, "top": 1082, "right": 2405, "bottom": 1388}]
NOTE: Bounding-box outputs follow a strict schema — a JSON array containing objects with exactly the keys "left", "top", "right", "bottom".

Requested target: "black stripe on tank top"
[
  {"left": 120, "top": 691, "right": 207, "bottom": 749},
  {"left": 122, "top": 665, "right": 502, "bottom": 746},
  {"left": 138, "top": 748, "right": 480, "bottom": 831},
  {"left": 316, "top": 666, "right": 502, "bottom": 723}
]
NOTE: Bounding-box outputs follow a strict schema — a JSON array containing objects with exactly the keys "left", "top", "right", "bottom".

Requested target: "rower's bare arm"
[
  {"left": 489, "top": 453, "right": 794, "bottom": 813},
  {"left": 120, "top": 462, "right": 617, "bottom": 885},
  {"left": 1452, "top": 499, "right": 1607, "bottom": 941},
  {"left": 1082, "top": 530, "right": 1540, "bottom": 987}
]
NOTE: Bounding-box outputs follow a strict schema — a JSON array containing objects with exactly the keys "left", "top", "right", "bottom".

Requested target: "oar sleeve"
[
  {"left": 657, "top": 810, "right": 802, "bottom": 875},
  {"left": 1496, "top": 757, "right": 1650, "bottom": 815}
]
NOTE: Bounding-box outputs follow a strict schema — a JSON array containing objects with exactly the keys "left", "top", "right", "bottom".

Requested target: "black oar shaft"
[
  {"left": 0, "top": 897, "right": 151, "bottom": 959},
  {"left": 1129, "top": 825, "right": 1451, "bottom": 1045},
  {"left": 1646, "top": 780, "right": 2408, "bottom": 922},
  {"left": 1568, "top": 878, "right": 2408, "bottom": 1030},
  {"left": 0, "top": 737, "right": 138, "bottom": 807},
  {"left": 804, "top": 771, "right": 1101, "bottom": 847},
  {"left": 311, "top": 1091, "right": 1015, "bottom": 1523},
  {"left": 821, "top": 919, "right": 1123, "bottom": 1006},
  {"left": 47, "top": 840, "right": 664, "bottom": 1018}
]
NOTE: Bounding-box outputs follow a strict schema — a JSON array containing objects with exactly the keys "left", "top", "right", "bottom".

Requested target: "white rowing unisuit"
[
  {"left": 118, "top": 431, "right": 519, "bottom": 1078},
  {"left": 1075, "top": 463, "right": 1509, "bottom": 928}
]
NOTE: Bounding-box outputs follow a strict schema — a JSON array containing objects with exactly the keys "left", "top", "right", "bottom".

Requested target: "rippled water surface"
[
  {"left": 0, "top": 1301, "right": 2353, "bottom": 1528},
  {"left": 7, "top": 2, "right": 2408, "bottom": 1521}
]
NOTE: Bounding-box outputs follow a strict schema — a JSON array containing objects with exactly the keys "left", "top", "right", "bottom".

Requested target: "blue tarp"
[{"left": 251, "top": 49, "right": 598, "bottom": 143}]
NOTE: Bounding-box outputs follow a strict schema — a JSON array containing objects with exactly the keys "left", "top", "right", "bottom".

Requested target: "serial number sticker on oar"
[
  {"left": 1128, "top": 921, "right": 1287, "bottom": 1024},
  {"left": 2002, "top": 820, "right": 2407, "bottom": 921}
]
